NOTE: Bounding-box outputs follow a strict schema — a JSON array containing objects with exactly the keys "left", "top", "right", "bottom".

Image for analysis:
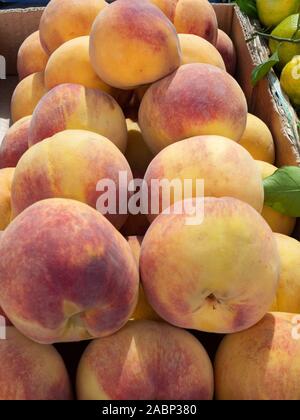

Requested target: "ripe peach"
[
  {"left": 17, "top": 31, "right": 48, "bottom": 80},
  {"left": 89, "top": 0, "right": 181, "bottom": 89},
  {"left": 45, "top": 36, "right": 117, "bottom": 96},
  {"left": 216, "top": 29, "right": 237, "bottom": 75},
  {"left": 125, "top": 119, "right": 154, "bottom": 177},
  {"left": 151, "top": 0, "right": 218, "bottom": 45},
  {"left": 11, "top": 72, "right": 47, "bottom": 123},
  {"left": 0, "top": 198, "right": 139, "bottom": 344},
  {"left": 28, "top": 83, "right": 127, "bottom": 152},
  {"left": 239, "top": 113, "right": 275, "bottom": 164},
  {"left": 144, "top": 135, "right": 264, "bottom": 222},
  {"left": 215, "top": 312, "right": 300, "bottom": 400},
  {"left": 256, "top": 160, "right": 296, "bottom": 235},
  {"left": 11, "top": 130, "right": 132, "bottom": 230},
  {"left": 0, "top": 168, "right": 14, "bottom": 230},
  {"left": 39, "top": 0, "right": 106, "bottom": 55},
  {"left": 127, "top": 236, "right": 159, "bottom": 322},
  {"left": 270, "top": 234, "right": 300, "bottom": 313},
  {"left": 178, "top": 34, "right": 225, "bottom": 70},
  {"left": 0, "top": 327, "right": 72, "bottom": 400},
  {"left": 76, "top": 320, "right": 214, "bottom": 400},
  {"left": 0, "top": 116, "right": 31, "bottom": 169},
  {"left": 140, "top": 197, "right": 280, "bottom": 334},
  {"left": 139, "top": 63, "right": 248, "bottom": 154}
]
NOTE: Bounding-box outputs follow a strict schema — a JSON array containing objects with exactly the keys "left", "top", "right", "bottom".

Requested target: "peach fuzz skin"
[
  {"left": 0, "top": 116, "right": 31, "bottom": 169},
  {"left": 10, "top": 72, "right": 47, "bottom": 123},
  {"left": 239, "top": 113, "right": 275, "bottom": 164},
  {"left": 256, "top": 160, "right": 296, "bottom": 235},
  {"left": 39, "top": 0, "right": 107, "bottom": 55},
  {"left": 11, "top": 130, "right": 132, "bottom": 230},
  {"left": 28, "top": 83, "right": 127, "bottom": 153},
  {"left": 270, "top": 234, "right": 300, "bottom": 314},
  {"left": 139, "top": 63, "right": 248, "bottom": 154},
  {"left": 89, "top": 0, "right": 181, "bottom": 89},
  {"left": 44, "top": 35, "right": 124, "bottom": 100},
  {"left": 127, "top": 236, "right": 160, "bottom": 322},
  {"left": 140, "top": 197, "right": 280, "bottom": 334},
  {"left": 150, "top": 0, "right": 218, "bottom": 45},
  {"left": 0, "top": 327, "right": 72, "bottom": 400},
  {"left": 215, "top": 313, "right": 300, "bottom": 400},
  {"left": 17, "top": 31, "right": 48, "bottom": 80},
  {"left": 0, "top": 168, "right": 14, "bottom": 230},
  {"left": 76, "top": 321, "right": 214, "bottom": 400},
  {"left": 0, "top": 199, "right": 139, "bottom": 344},
  {"left": 216, "top": 29, "right": 237, "bottom": 76},
  {"left": 178, "top": 34, "right": 225, "bottom": 69},
  {"left": 144, "top": 135, "right": 264, "bottom": 222}
]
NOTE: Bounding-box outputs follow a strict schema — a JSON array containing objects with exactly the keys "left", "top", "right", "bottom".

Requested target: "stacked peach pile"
[{"left": 0, "top": 0, "right": 299, "bottom": 400}]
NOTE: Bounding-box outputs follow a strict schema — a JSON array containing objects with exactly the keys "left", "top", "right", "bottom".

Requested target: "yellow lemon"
[
  {"left": 257, "top": 0, "right": 300, "bottom": 28},
  {"left": 269, "top": 14, "right": 300, "bottom": 68},
  {"left": 280, "top": 55, "right": 300, "bottom": 105}
]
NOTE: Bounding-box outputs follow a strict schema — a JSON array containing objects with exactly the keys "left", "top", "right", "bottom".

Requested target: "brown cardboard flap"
[{"left": 0, "top": 8, "right": 43, "bottom": 76}]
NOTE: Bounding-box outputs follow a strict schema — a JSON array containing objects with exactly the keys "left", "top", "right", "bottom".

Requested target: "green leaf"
[
  {"left": 263, "top": 166, "right": 300, "bottom": 217},
  {"left": 251, "top": 50, "right": 280, "bottom": 86},
  {"left": 235, "top": 0, "right": 258, "bottom": 19}
]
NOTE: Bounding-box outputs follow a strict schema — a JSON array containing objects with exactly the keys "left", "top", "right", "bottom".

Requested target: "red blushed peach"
[
  {"left": 76, "top": 320, "right": 214, "bottom": 400},
  {"left": 0, "top": 116, "right": 31, "bottom": 169},
  {"left": 215, "top": 313, "right": 300, "bottom": 400},
  {"left": 28, "top": 83, "right": 127, "bottom": 152},
  {"left": 11, "top": 130, "right": 132, "bottom": 230},
  {"left": 216, "top": 29, "right": 237, "bottom": 76},
  {"left": 151, "top": 0, "right": 218, "bottom": 45},
  {"left": 127, "top": 236, "right": 159, "bottom": 321},
  {"left": 140, "top": 197, "right": 280, "bottom": 334},
  {"left": 139, "top": 63, "right": 248, "bottom": 154},
  {"left": 17, "top": 31, "right": 48, "bottom": 80},
  {"left": 89, "top": 0, "right": 181, "bottom": 89},
  {"left": 10, "top": 72, "right": 47, "bottom": 123},
  {"left": 0, "top": 198, "right": 139, "bottom": 344},
  {"left": 39, "top": 0, "right": 107, "bottom": 55},
  {"left": 0, "top": 327, "right": 72, "bottom": 400},
  {"left": 0, "top": 168, "right": 14, "bottom": 230},
  {"left": 144, "top": 135, "right": 264, "bottom": 221}
]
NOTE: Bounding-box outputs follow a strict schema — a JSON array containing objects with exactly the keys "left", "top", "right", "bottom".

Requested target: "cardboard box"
[{"left": 0, "top": 3, "right": 299, "bottom": 167}]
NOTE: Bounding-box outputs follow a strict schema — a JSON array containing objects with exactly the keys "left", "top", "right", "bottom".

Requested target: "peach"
[
  {"left": 11, "top": 130, "right": 132, "bottom": 230},
  {"left": 139, "top": 63, "right": 248, "bottom": 154},
  {"left": 270, "top": 234, "right": 300, "bottom": 313},
  {"left": 125, "top": 119, "right": 154, "bottom": 177},
  {"left": 0, "top": 116, "right": 31, "bottom": 169},
  {"left": 28, "top": 83, "right": 127, "bottom": 152},
  {"left": 0, "top": 198, "right": 139, "bottom": 344},
  {"left": 127, "top": 236, "right": 159, "bottom": 322},
  {"left": 76, "top": 320, "right": 214, "bottom": 400},
  {"left": 215, "top": 312, "right": 300, "bottom": 400},
  {"left": 11, "top": 72, "right": 47, "bottom": 123},
  {"left": 39, "top": 0, "right": 106, "bottom": 55},
  {"left": 0, "top": 168, "right": 14, "bottom": 230},
  {"left": 151, "top": 0, "right": 218, "bottom": 45},
  {"left": 216, "top": 29, "right": 237, "bottom": 76},
  {"left": 45, "top": 36, "right": 118, "bottom": 96},
  {"left": 178, "top": 34, "right": 225, "bottom": 70},
  {"left": 89, "top": 0, "right": 181, "bottom": 89},
  {"left": 140, "top": 197, "right": 280, "bottom": 334},
  {"left": 239, "top": 113, "right": 275, "bottom": 164},
  {"left": 256, "top": 160, "right": 296, "bottom": 235},
  {"left": 17, "top": 31, "right": 48, "bottom": 80},
  {"left": 0, "top": 327, "right": 72, "bottom": 400},
  {"left": 144, "top": 136, "right": 264, "bottom": 222}
]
